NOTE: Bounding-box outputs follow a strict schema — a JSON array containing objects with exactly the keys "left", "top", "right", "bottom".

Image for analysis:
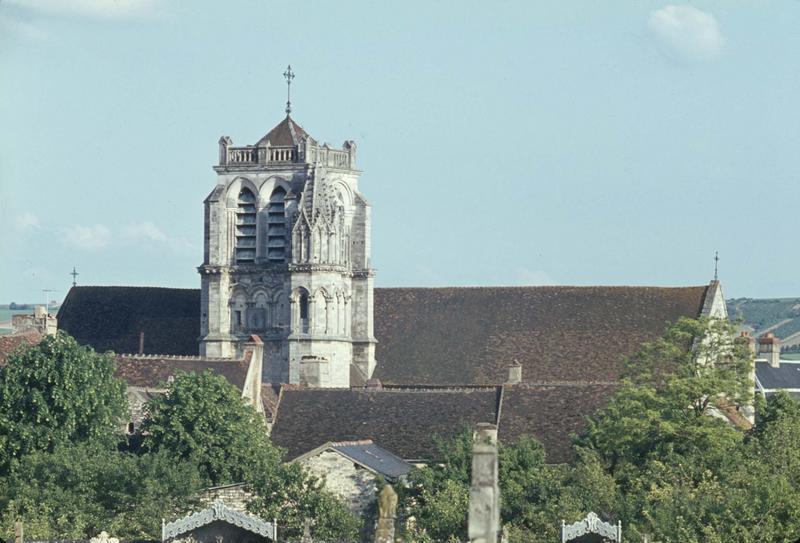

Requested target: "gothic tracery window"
[
  {"left": 267, "top": 187, "right": 287, "bottom": 262},
  {"left": 235, "top": 188, "right": 257, "bottom": 264}
]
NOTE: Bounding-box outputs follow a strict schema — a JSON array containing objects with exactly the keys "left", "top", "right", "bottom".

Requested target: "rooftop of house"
[
  {"left": 57, "top": 286, "right": 200, "bottom": 356},
  {"left": 57, "top": 284, "right": 712, "bottom": 387},
  {"left": 294, "top": 439, "right": 413, "bottom": 480},
  {"left": 755, "top": 359, "right": 800, "bottom": 390},
  {"left": 0, "top": 330, "right": 43, "bottom": 366},
  {"left": 114, "top": 351, "right": 253, "bottom": 390},
  {"left": 270, "top": 382, "right": 628, "bottom": 464},
  {"left": 271, "top": 386, "right": 501, "bottom": 462},
  {"left": 497, "top": 383, "right": 620, "bottom": 463},
  {"left": 373, "top": 285, "right": 710, "bottom": 385},
  {"left": 55, "top": 283, "right": 715, "bottom": 463}
]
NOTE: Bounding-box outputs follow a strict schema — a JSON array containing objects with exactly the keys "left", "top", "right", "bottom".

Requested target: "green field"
[{"left": 727, "top": 297, "right": 800, "bottom": 348}]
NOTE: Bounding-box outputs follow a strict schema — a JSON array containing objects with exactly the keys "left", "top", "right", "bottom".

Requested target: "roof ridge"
[
  {"left": 374, "top": 284, "right": 708, "bottom": 291},
  {"left": 70, "top": 285, "right": 198, "bottom": 291},
  {"left": 116, "top": 353, "right": 244, "bottom": 362},
  {"left": 330, "top": 439, "right": 374, "bottom": 447}
]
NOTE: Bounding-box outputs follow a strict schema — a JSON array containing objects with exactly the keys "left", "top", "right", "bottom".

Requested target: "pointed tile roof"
[
  {"left": 256, "top": 115, "right": 310, "bottom": 147},
  {"left": 372, "top": 285, "right": 710, "bottom": 385},
  {"left": 56, "top": 286, "right": 200, "bottom": 355}
]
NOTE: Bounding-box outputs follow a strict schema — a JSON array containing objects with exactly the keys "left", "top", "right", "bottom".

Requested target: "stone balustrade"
[
  {"left": 219, "top": 140, "right": 354, "bottom": 169},
  {"left": 226, "top": 146, "right": 257, "bottom": 164}
]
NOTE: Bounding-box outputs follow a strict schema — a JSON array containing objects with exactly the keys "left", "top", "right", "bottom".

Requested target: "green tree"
[
  {"left": 140, "top": 371, "right": 359, "bottom": 541},
  {"left": 578, "top": 317, "right": 752, "bottom": 475},
  {"left": 0, "top": 333, "right": 127, "bottom": 474},
  {"left": 398, "top": 429, "right": 473, "bottom": 542},
  {"left": 140, "top": 370, "right": 283, "bottom": 486},
  {"left": 398, "top": 431, "right": 617, "bottom": 543},
  {"left": 247, "top": 462, "right": 361, "bottom": 542},
  {"left": 575, "top": 319, "right": 800, "bottom": 542},
  {"left": 0, "top": 444, "right": 203, "bottom": 540},
  {"left": 402, "top": 318, "right": 800, "bottom": 542}
]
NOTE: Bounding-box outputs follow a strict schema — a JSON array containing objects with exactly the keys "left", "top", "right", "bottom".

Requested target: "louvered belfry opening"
[
  {"left": 235, "top": 187, "right": 257, "bottom": 263},
  {"left": 267, "top": 187, "right": 287, "bottom": 262}
]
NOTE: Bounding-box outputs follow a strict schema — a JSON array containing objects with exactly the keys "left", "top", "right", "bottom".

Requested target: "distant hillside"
[{"left": 727, "top": 297, "right": 800, "bottom": 351}]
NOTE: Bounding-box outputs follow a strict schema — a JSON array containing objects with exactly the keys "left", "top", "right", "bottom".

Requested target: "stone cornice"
[
  {"left": 352, "top": 268, "right": 376, "bottom": 278},
  {"left": 288, "top": 263, "right": 349, "bottom": 274},
  {"left": 213, "top": 164, "right": 361, "bottom": 175},
  {"left": 213, "top": 163, "right": 310, "bottom": 174}
]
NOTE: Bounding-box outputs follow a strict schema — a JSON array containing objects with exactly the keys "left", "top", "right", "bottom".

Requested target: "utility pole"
[{"left": 42, "top": 289, "right": 55, "bottom": 310}]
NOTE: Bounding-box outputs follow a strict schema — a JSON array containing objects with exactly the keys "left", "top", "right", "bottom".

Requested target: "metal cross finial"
[
  {"left": 714, "top": 251, "right": 719, "bottom": 281},
  {"left": 283, "top": 64, "right": 295, "bottom": 116},
  {"left": 70, "top": 266, "right": 79, "bottom": 287}
]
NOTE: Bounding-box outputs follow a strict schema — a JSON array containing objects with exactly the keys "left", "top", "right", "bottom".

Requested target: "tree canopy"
[
  {"left": 0, "top": 338, "right": 358, "bottom": 542},
  {"left": 0, "top": 333, "right": 127, "bottom": 474},
  {"left": 401, "top": 318, "right": 800, "bottom": 543},
  {"left": 0, "top": 444, "right": 202, "bottom": 539},
  {"left": 140, "top": 370, "right": 359, "bottom": 541},
  {"left": 140, "top": 370, "right": 283, "bottom": 485}
]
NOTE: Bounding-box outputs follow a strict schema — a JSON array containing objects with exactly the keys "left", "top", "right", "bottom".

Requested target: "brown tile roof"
[
  {"left": 261, "top": 383, "right": 281, "bottom": 421},
  {"left": 114, "top": 352, "right": 252, "bottom": 390},
  {"left": 57, "top": 286, "right": 200, "bottom": 355},
  {"left": 257, "top": 116, "right": 310, "bottom": 147},
  {"left": 270, "top": 387, "right": 500, "bottom": 461},
  {"left": 373, "top": 286, "right": 709, "bottom": 385},
  {"left": 497, "top": 383, "right": 619, "bottom": 464},
  {"left": 0, "top": 331, "right": 43, "bottom": 366}
]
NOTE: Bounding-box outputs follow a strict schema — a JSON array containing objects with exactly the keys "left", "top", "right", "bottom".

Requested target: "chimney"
[
  {"left": 758, "top": 333, "right": 781, "bottom": 368},
  {"left": 506, "top": 360, "right": 522, "bottom": 385},
  {"left": 366, "top": 378, "right": 383, "bottom": 390},
  {"left": 138, "top": 331, "right": 145, "bottom": 355},
  {"left": 739, "top": 331, "right": 756, "bottom": 356}
]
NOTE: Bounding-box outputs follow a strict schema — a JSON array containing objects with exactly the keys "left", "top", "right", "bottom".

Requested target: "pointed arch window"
[
  {"left": 267, "top": 187, "right": 287, "bottom": 262},
  {"left": 297, "top": 290, "right": 310, "bottom": 333},
  {"left": 235, "top": 188, "right": 257, "bottom": 264}
]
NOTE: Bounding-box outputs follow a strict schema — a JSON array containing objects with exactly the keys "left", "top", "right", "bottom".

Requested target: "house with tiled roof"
[
  {"left": 0, "top": 330, "right": 43, "bottom": 366},
  {"left": 117, "top": 336, "right": 265, "bottom": 433},
  {"left": 754, "top": 333, "right": 800, "bottom": 400},
  {"left": 54, "top": 106, "right": 732, "bottom": 464},
  {"left": 291, "top": 439, "right": 412, "bottom": 514}
]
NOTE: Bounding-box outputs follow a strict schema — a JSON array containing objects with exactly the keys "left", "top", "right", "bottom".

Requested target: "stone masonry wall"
[{"left": 300, "top": 450, "right": 378, "bottom": 515}]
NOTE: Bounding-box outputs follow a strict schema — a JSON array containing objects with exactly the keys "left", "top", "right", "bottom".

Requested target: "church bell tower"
[{"left": 198, "top": 67, "right": 376, "bottom": 387}]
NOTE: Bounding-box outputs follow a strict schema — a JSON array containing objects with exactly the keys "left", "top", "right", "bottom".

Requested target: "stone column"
[
  {"left": 468, "top": 423, "right": 500, "bottom": 543},
  {"left": 375, "top": 484, "right": 397, "bottom": 543}
]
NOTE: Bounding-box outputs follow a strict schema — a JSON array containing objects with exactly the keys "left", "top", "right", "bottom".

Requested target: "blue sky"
[{"left": 1, "top": 0, "right": 798, "bottom": 304}]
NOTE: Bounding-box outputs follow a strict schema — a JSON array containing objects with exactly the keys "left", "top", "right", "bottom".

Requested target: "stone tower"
[{"left": 198, "top": 112, "right": 376, "bottom": 387}]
